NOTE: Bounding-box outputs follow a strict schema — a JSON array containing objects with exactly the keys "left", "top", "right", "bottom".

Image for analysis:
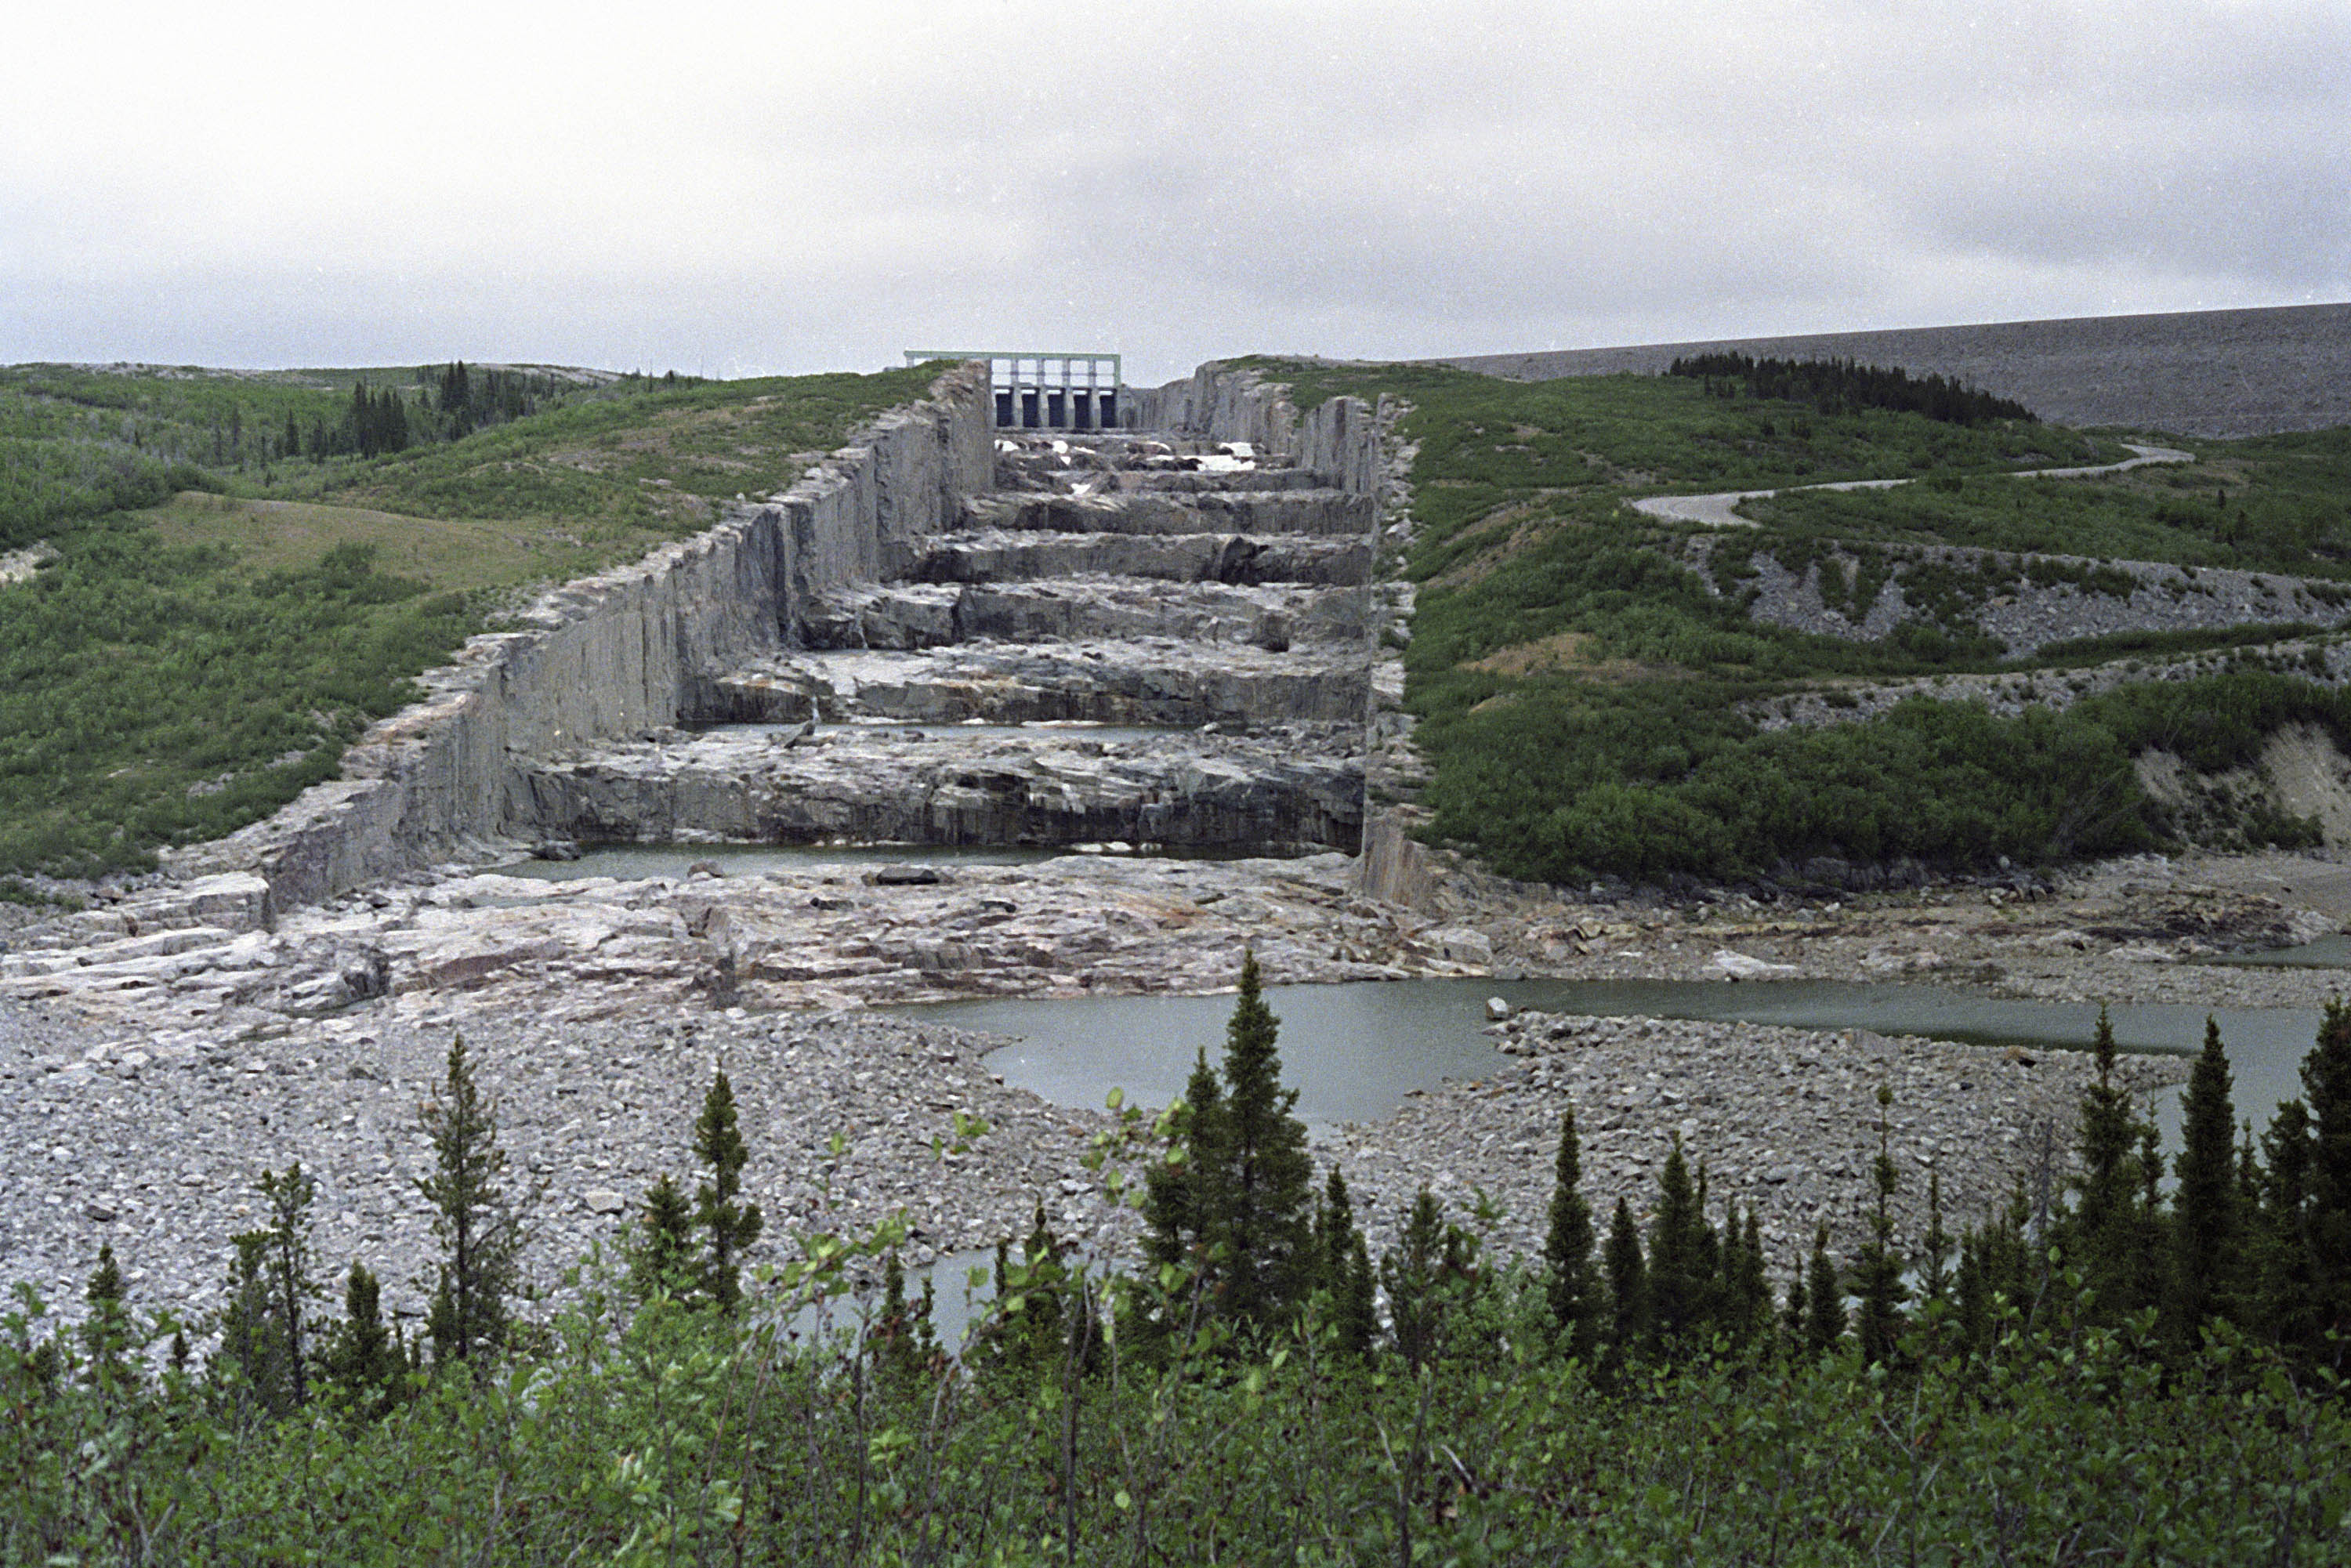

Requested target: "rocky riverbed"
[
  {"left": 2, "top": 837, "right": 2317, "bottom": 1331},
  {"left": 1331, "top": 1012, "right": 2185, "bottom": 1276}
]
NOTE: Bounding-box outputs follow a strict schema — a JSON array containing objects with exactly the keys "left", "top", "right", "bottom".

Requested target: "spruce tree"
[
  {"left": 1602, "top": 1197, "right": 1648, "bottom": 1356},
  {"left": 81, "top": 1244, "right": 131, "bottom": 1392},
  {"left": 2257, "top": 1097, "right": 2319, "bottom": 1349},
  {"left": 216, "top": 1231, "right": 293, "bottom": 1418},
  {"left": 322, "top": 1262, "right": 400, "bottom": 1418},
  {"left": 418, "top": 1034, "right": 522, "bottom": 1367},
  {"left": 1142, "top": 1047, "right": 1226, "bottom": 1276},
  {"left": 1542, "top": 1109, "right": 1599, "bottom": 1363},
  {"left": 1803, "top": 1222, "right": 1846, "bottom": 1357},
  {"left": 1783, "top": 1250, "right": 1809, "bottom": 1353},
  {"left": 2170, "top": 1016, "right": 2239, "bottom": 1342},
  {"left": 1850, "top": 1085, "right": 1907, "bottom": 1367},
  {"left": 693, "top": 1071, "right": 763, "bottom": 1313},
  {"left": 874, "top": 1250, "right": 919, "bottom": 1385},
  {"left": 1210, "top": 951, "right": 1316, "bottom": 1330},
  {"left": 2072, "top": 1004, "right": 2145, "bottom": 1314},
  {"left": 631, "top": 1173, "right": 697, "bottom": 1301},
  {"left": 1645, "top": 1135, "right": 1707, "bottom": 1351},
  {"left": 257, "top": 1161, "right": 320, "bottom": 1409},
  {"left": 2302, "top": 995, "right": 2351, "bottom": 1338},
  {"left": 1381, "top": 1188, "right": 1449, "bottom": 1373},
  {"left": 1723, "top": 1208, "right": 1769, "bottom": 1349},
  {"left": 1919, "top": 1171, "right": 1953, "bottom": 1310},
  {"left": 1314, "top": 1168, "right": 1375, "bottom": 1359}
]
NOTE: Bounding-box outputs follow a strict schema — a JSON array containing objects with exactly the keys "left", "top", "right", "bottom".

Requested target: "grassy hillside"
[
  {"left": 1244, "top": 358, "right": 2351, "bottom": 885},
  {"left": 0, "top": 361, "right": 947, "bottom": 879}
]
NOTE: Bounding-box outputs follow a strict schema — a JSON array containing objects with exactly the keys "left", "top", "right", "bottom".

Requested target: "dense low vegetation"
[
  {"left": 1666, "top": 350, "right": 2041, "bottom": 426},
  {"left": 1245, "top": 357, "right": 2351, "bottom": 884},
  {"left": 0, "top": 360, "right": 944, "bottom": 877},
  {"left": 9, "top": 968, "right": 2349, "bottom": 1562}
]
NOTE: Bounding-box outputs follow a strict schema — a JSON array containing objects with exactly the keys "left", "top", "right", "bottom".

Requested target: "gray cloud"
[{"left": 2, "top": 0, "right": 2341, "bottom": 384}]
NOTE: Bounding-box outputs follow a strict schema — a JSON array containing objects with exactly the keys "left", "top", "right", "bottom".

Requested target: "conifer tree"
[
  {"left": 81, "top": 1244, "right": 131, "bottom": 1393},
  {"left": 693, "top": 1071, "right": 763, "bottom": 1313},
  {"left": 216, "top": 1231, "right": 293, "bottom": 1418},
  {"left": 418, "top": 1034, "right": 522, "bottom": 1367},
  {"left": 1543, "top": 1109, "right": 1599, "bottom": 1363},
  {"left": 1602, "top": 1196, "right": 1647, "bottom": 1356},
  {"left": 257, "top": 1161, "right": 320, "bottom": 1409},
  {"left": 1919, "top": 1171, "right": 1953, "bottom": 1310},
  {"left": 322, "top": 1262, "right": 400, "bottom": 1418},
  {"left": 1381, "top": 1188, "right": 1449, "bottom": 1373},
  {"left": 1210, "top": 952, "right": 1316, "bottom": 1329},
  {"left": 1783, "top": 1249, "right": 1809, "bottom": 1352},
  {"left": 1313, "top": 1168, "right": 1375, "bottom": 1359},
  {"left": 1645, "top": 1135, "right": 1708, "bottom": 1350},
  {"left": 874, "top": 1250, "right": 921, "bottom": 1385},
  {"left": 2256, "top": 1097, "right": 2319, "bottom": 1349},
  {"left": 2170, "top": 1016, "right": 2239, "bottom": 1341},
  {"left": 1136, "top": 953, "right": 1316, "bottom": 1340},
  {"left": 1143, "top": 1048, "right": 1226, "bottom": 1275},
  {"left": 1803, "top": 1222, "right": 1846, "bottom": 1357},
  {"left": 2072, "top": 1004, "right": 2146, "bottom": 1313},
  {"left": 2302, "top": 995, "right": 2351, "bottom": 1338},
  {"left": 1850, "top": 1085, "right": 1907, "bottom": 1366},
  {"left": 1722, "top": 1208, "right": 1769, "bottom": 1349},
  {"left": 631, "top": 1173, "right": 697, "bottom": 1301}
]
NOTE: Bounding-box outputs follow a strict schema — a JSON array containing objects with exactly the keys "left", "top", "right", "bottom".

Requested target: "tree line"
[
  {"left": 1666, "top": 351, "right": 2040, "bottom": 426},
  {"left": 9, "top": 965, "right": 2350, "bottom": 1559}
]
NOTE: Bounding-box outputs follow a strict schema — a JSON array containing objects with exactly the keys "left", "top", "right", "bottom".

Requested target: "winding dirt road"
[{"left": 1629, "top": 442, "right": 2193, "bottom": 529}]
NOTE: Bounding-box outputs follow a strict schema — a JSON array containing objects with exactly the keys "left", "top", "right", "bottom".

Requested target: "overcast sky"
[{"left": 3, "top": 1, "right": 2343, "bottom": 386}]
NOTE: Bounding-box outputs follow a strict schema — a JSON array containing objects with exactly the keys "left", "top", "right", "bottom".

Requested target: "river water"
[
  {"left": 915, "top": 976, "right": 2331, "bottom": 1143},
  {"left": 868, "top": 972, "right": 2331, "bottom": 1350}
]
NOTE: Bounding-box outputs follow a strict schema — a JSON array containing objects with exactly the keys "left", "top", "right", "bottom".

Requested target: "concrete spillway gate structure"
[{"left": 905, "top": 349, "right": 1121, "bottom": 431}]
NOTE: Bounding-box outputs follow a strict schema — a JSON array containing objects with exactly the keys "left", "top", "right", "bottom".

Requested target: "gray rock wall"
[
  {"left": 183, "top": 364, "right": 993, "bottom": 911},
  {"left": 1139, "top": 363, "right": 1386, "bottom": 496}
]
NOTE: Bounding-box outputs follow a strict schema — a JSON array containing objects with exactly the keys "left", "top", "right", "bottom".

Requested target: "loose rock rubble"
[
  {"left": 1332, "top": 1012, "right": 2188, "bottom": 1276},
  {"left": 0, "top": 994, "right": 1132, "bottom": 1329}
]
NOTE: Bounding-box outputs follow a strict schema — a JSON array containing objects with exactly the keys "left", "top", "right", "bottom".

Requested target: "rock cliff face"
[
  {"left": 175, "top": 365, "right": 993, "bottom": 908},
  {"left": 167, "top": 358, "right": 1404, "bottom": 914}
]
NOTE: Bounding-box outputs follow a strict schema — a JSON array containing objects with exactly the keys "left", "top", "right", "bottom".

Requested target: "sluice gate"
[{"left": 905, "top": 349, "right": 1122, "bottom": 430}]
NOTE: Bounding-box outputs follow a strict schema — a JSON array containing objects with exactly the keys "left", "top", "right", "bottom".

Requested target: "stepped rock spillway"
[{"left": 523, "top": 425, "right": 1385, "bottom": 858}]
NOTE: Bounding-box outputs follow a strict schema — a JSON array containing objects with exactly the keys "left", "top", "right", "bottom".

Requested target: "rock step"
[
  {"left": 708, "top": 643, "right": 1373, "bottom": 727},
  {"left": 518, "top": 729, "right": 1364, "bottom": 852},
  {"left": 907, "top": 531, "right": 1372, "bottom": 588},
  {"left": 995, "top": 461, "right": 1330, "bottom": 495},
  {"left": 963, "top": 489, "right": 1374, "bottom": 538},
  {"left": 797, "top": 578, "right": 1375, "bottom": 653}
]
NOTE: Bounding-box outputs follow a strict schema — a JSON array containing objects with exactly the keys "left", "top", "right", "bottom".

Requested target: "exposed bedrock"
[
  {"left": 514, "top": 729, "right": 1364, "bottom": 852},
  {"left": 964, "top": 489, "right": 1375, "bottom": 538},
  {"left": 907, "top": 531, "right": 1374, "bottom": 587},
  {"left": 147, "top": 361, "right": 1396, "bottom": 921},
  {"left": 798, "top": 581, "right": 1375, "bottom": 654},
  {"left": 170, "top": 364, "right": 995, "bottom": 907},
  {"left": 708, "top": 644, "right": 1374, "bottom": 727}
]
